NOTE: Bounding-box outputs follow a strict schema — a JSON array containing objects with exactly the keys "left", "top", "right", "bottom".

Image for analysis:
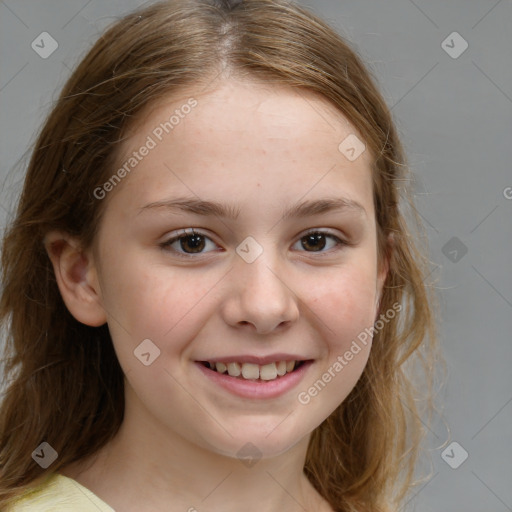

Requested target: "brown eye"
[
  {"left": 161, "top": 229, "right": 218, "bottom": 257},
  {"left": 292, "top": 230, "right": 345, "bottom": 254},
  {"left": 178, "top": 233, "right": 206, "bottom": 253},
  {"left": 301, "top": 232, "right": 327, "bottom": 251}
]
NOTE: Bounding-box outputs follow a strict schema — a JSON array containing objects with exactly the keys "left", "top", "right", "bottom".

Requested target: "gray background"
[{"left": 1, "top": 1, "right": 511, "bottom": 511}]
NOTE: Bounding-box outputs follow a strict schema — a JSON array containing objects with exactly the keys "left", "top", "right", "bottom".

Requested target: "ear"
[
  {"left": 375, "top": 233, "right": 393, "bottom": 315},
  {"left": 44, "top": 231, "right": 107, "bottom": 327}
]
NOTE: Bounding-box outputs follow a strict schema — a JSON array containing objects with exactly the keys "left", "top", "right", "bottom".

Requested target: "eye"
[
  {"left": 160, "top": 229, "right": 219, "bottom": 257},
  {"left": 160, "top": 228, "right": 347, "bottom": 258},
  {"left": 292, "top": 230, "right": 346, "bottom": 254}
]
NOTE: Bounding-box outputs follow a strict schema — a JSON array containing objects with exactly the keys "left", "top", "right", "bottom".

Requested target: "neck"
[{"left": 61, "top": 389, "right": 331, "bottom": 512}]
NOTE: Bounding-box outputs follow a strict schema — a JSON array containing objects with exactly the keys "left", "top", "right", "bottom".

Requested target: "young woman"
[{"left": 0, "top": 1, "right": 438, "bottom": 510}]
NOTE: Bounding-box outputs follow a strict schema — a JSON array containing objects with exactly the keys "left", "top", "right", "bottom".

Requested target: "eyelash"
[{"left": 160, "top": 228, "right": 348, "bottom": 259}]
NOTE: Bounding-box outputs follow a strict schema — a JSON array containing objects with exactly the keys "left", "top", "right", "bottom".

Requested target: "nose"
[{"left": 220, "top": 251, "right": 300, "bottom": 335}]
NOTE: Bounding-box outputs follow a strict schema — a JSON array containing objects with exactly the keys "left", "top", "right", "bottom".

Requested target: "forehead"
[{"left": 105, "top": 78, "right": 374, "bottom": 220}]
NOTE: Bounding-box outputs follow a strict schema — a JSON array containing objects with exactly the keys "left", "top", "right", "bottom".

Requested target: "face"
[{"left": 88, "top": 78, "right": 386, "bottom": 459}]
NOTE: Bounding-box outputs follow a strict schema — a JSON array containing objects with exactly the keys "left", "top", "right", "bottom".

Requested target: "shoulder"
[{"left": 6, "top": 473, "right": 115, "bottom": 512}]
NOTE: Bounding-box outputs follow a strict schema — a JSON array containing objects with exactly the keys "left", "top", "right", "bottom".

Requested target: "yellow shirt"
[{"left": 6, "top": 473, "right": 115, "bottom": 511}]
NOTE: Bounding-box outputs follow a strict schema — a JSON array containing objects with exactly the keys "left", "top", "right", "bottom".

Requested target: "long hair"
[{"left": 0, "top": 1, "right": 438, "bottom": 510}]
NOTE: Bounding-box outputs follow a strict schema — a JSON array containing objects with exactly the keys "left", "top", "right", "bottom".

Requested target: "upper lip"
[{"left": 196, "top": 354, "right": 311, "bottom": 365}]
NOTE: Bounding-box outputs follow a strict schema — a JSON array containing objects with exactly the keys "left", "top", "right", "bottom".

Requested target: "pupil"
[
  {"left": 302, "top": 233, "right": 326, "bottom": 251},
  {"left": 181, "top": 233, "right": 205, "bottom": 253}
]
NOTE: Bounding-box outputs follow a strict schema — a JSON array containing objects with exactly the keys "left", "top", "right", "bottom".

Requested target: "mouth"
[
  {"left": 197, "top": 359, "right": 310, "bottom": 382},
  {"left": 195, "top": 358, "right": 314, "bottom": 399}
]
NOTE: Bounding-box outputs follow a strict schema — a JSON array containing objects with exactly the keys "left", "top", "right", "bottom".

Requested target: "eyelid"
[
  {"left": 292, "top": 229, "right": 348, "bottom": 256},
  {"left": 160, "top": 228, "right": 348, "bottom": 258},
  {"left": 160, "top": 228, "right": 220, "bottom": 259}
]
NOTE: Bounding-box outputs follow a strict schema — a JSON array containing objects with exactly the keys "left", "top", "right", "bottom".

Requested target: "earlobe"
[{"left": 44, "top": 231, "right": 107, "bottom": 327}]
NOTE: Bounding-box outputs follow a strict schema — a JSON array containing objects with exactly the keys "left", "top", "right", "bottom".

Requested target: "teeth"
[
  {"left": 260, "top": 362, "right": 278, "bottom": 380},
  {"left": 241, "top": 363, "right": 259, "bottom": 380},
  {"left": 215, "top": 362, "right": 227, "bottom": 374},
  {"left": 276, "top": 361, "right": 287, "bottom": 376},
  {"left": 227, "top": 362, "right": 241, "bottom": 377},
  {"left": 208, "top": 360, "right": 301, "bottom": 381}
]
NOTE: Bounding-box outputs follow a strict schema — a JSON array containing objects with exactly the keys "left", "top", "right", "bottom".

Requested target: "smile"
[
  {"left": 200, "top": 360, "right": 305, "bottom": 381},
  {"left": 195, "top": 359, "right": 314, "bottom": 399}
]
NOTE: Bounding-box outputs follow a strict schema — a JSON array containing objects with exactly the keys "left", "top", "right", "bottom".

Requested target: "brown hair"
[{"left": 0, "top": 1, "right": 439, "bottom": 510}]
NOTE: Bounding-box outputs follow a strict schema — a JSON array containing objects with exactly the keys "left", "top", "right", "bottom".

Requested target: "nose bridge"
[
  {"left": 241, "top": 253, "right": 285, "bottom": 300},
  {"left": 222, "top": 237, "right": 299, "bottom": 334}
]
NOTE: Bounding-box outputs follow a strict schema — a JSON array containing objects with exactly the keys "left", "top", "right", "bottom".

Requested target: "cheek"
[
  {"left": 294, "top": 264, "right": 377, "bottom": 413},
  {"left": 98, "top": 253, "right": 221, "bottom": 359},
  {"left": 305, "top": 262, "right": 378, "bottom": 347}
]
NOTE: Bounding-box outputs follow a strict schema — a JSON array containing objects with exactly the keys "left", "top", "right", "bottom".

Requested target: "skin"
[{"left": 46, "top": 77, "right": 389, "bottom": 512}]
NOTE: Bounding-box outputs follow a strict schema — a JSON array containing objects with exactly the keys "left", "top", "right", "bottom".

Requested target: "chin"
[{"left": 199, "top": 419, "right": 311, "bottom": 461}]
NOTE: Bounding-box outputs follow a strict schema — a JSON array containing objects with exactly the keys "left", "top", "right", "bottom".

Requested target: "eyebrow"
[{"left": 138, "top": 196, "right": 366, "bottom": 219}]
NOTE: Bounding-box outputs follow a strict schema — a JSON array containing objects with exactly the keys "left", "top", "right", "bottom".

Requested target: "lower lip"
[{"left": 194, "top": 361, "right": 313, "bottom": 399}]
